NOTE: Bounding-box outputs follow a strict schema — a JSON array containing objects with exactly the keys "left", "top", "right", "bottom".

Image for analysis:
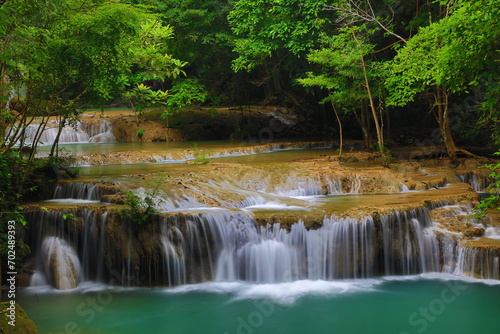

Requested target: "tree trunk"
[
  {"left": 435, "top": 86, "right": 457, "bottom": 161},
  {"left": 361, "top": 56, "right": 384, "bottom": 151},
  {"left": 50, "top": 116, "right": 66, "bottom": 157},
  {"left": 352, "top": 32, "right": 386, "bottom": 163},
  {"left": 331, "top": 101, "right": 343, "bottom": 160},
  {"left": 354, "top": 104, "right": 372, "bottom": 149}
]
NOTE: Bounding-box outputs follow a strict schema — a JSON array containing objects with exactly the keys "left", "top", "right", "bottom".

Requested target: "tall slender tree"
[{"left": 386, "top": 0, "right": 500, "bottom": 159}]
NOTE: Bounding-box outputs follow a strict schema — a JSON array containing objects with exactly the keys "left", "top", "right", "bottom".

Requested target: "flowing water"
[{"left": 12, "top": 121, "right": 500, "bottom": 333}]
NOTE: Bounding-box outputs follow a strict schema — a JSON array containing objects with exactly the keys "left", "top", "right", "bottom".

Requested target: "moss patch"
[{"left": 0, "top": 302, "right": 37, "bottom": 334}]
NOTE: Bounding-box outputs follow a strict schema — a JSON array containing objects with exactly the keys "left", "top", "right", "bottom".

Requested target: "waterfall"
[
  {"left": 325, "top": 176, "right": 343, "bottom": 194},
  {"left": 23, "top": 201, "right": 500, "bottom": 289},
  {"left": 53, "top": 182, "right": 101, "bottom": 201},
  {"left": 275, "top": 178, "right": 324, "bottom": 197},
  {"left": 380, "top": 209, "right": 435, "bottom": 275},
  {"left": 19, "top": 119, "right": 115, "bottom": 145},
  {"left": 39, "top": 236, "right": 82, "bottom": 290},
  {"left": 162, "top": 207, "right": 447, "bottom": 283},
  {"left": 25, "top": 208, "right": 110, "bottom": 288},
  {"left": 454, "top": 246, "right": 500, "bottom": 279},
  {"left": 270, "top": 174, "right": 368, "bottom": 197},
  {"left": 161, "top": 225, "right": 187, "bottom": 286},
  {"left": 456, "top": 172, "right": 493, "bottom": 192}
]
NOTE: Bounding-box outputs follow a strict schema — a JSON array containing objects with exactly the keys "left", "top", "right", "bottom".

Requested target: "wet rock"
[
  {"left": 463, "top": 227, "right": 485, "bottom": 238},
  {"left": 0, "top": 302, "right": 37, "bottom": 333}
]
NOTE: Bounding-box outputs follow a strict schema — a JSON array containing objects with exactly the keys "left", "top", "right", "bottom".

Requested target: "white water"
[
  {"left": 25, "top": 203, "right": 500, "bottom": 289},
  {"left": 53, "top": 182, "right": 101, "bottom": 201},
  {"left": 25, "top": 179, "right": 500, "bottom": 290},
  {"left": 456, "top": 172, "right": 492, "bottom": 192},
  {"left": 18, "top": 119, "right": 116, "bottom": 145},
  {"left": 164, "top": 271, "right": 500, "bottom": 306},
  {"left": 37, "top": 236, "right": 82, "bottom": 290}
]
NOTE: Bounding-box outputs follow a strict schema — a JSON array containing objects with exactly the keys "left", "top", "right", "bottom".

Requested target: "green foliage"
[
  {"left": 119, "top": 177, "right": 166, "bottom": 224},
  {"left": 1, "top": 0, "right": 189, "bottom": 155},
  {"left": 127, "top": 83, "right": 171, "bottom": 111},
  {"left": 473, "top": 152, "right": 500, "bottom": 221},
  {"left": 130, "top": 0, "right": 236, "bottom": 104},
  {"left": 386, "top": 0, "right": 500, "bottom": 107},
  {"left": 161, "top": 79, "right": 207, "bottom": 123},
  {"left": 193, "top": 154, "right": 211, "bottom": 165},
  {"left": 137, "top": 129, "right": 146, "bottom": 139},
  {"left": 166, "top": 79, "right": 207, "bottom": 112},
  {"left": 190, "top": 143, "right": 211, "bottom": 165},
  {"left": 0, "top": 152, "right": 29, "bottom": 227},
  {"left": 299, "top": 25, "right": 382, "bottom": 108},
  {"left": 228, "top": 0, "right": 331, "bottom": 71},
  {"left": 120, "top": 191, "right": 155, "bottom": 225},
  {"left": 62, "top": 213, "right": 76, "bottom": 221}
]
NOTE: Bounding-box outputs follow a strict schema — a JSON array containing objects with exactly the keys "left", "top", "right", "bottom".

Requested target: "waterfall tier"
[
  {"left": 456, "top": 172, "right": 494, "bottom": 192},
  {"left": 23, "top": 202, "right": 500, "bottom": 289},
  {"left": 18, "top": 119, "right": 115, "bottom": 145}
]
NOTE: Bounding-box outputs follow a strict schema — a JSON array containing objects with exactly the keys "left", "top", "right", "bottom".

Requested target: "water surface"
[{"left": 18, "top": 274, "right": 500, "bottom": 334}]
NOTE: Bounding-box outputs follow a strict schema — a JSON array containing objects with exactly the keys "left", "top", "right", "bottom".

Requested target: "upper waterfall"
[{"left": 22, "top": 119, "right": 116, "bottom": 145}]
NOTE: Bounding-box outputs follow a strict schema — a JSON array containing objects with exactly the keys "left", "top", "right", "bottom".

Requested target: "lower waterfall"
[{"left": 24, "top": 203, "right": 500, "bottom": 289}]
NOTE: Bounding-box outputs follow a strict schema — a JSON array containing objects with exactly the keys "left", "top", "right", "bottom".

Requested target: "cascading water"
[
  {"left": 273, "top": 174, "right": 364, "bottom": 196},
  {"left": 24, "top": 202, "right": 500, "bottom": 289},
  {"left": 454, "top": 246, "right": 500, "bottom": 279},
  {"left": 456, "top": 172, "right": 493, "bottom": 192},
  {"left": 36, "top": 236, "right": 82, "bottom": 290},
  {"left": 20, "top": 119, "right": 115, "bottom": 145},
  {"left": 53, "top": 182, "right": 101, "bottom": 201}
]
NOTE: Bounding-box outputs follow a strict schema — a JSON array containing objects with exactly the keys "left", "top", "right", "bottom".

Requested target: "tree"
[
  {"left": 130, "top": 0, "right": 237, "bottom": 104},
  {"left": 324, "top": 0, "right": 407, "bottom": 44},
  {"left": 228, "top": 0, "right": 332, "bottom": 104},
  {"left": 386, "top": 0, "right": 500, "bottom": 160},
  {"left": 299, "top": 25, "right": 388, "bottom": 163},
  {"left": 0, "top": 0, "right": 190, "bottom": 286},
  {"left": 125, "top": 79, "right": 207, "bottom": 139},
  {"left": 1, "top": 0, "right": 187, "bottom": 157}
]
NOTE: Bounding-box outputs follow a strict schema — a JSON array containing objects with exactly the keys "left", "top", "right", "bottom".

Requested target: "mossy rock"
[{"left": 0, "top": 302, "right": 37, "bottom": 333}]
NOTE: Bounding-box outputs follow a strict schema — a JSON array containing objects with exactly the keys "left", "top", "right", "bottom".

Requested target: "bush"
[
  {"left": 473, "top": 152, "right": 500, "bottom": 221},
  {"left": 118, "top": 177, "right": 167, "bottom": 224}
]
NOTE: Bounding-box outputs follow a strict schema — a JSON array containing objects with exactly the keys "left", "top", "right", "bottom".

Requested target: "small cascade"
[
  {"left": 346, "top": 175, "right": 363, "bottom": 193},
  {"left": 276, "top": 178, "right": 323, "bottom": 197},
  {"left": 324, "top": 175, "right": 363, "bottom": 194},
  {"left": 21, "top": 119, "right": 115, "bottom": 145},
  {"left": 379, "top": 209, "right": 436, "bottom": 275},
  {"left": 454, "top": 246, "right": 500, "bottom": 280},
  {"left": 325, "top": 176, "right": 343, "bottom": 194},
  {"left": 400, "top": 183, "right": 410, "bottom": 192},
  {"left": 81, "top": 120, "right": 116, "bottom": 142},
  {"left": 271, "top": 174, "right": 366, "bottom": 197},
  {"left": 53, "top": 182, "right": 101, "bottom": 201},
  {"left": 39, "top": 236, "right": 82, "bottom": 290},
  {"left": 456, "top": 172, "right": 493, "bottom": 192},
  {"left": 238, "top": 196, "right": 269, "bottom": 208}
]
